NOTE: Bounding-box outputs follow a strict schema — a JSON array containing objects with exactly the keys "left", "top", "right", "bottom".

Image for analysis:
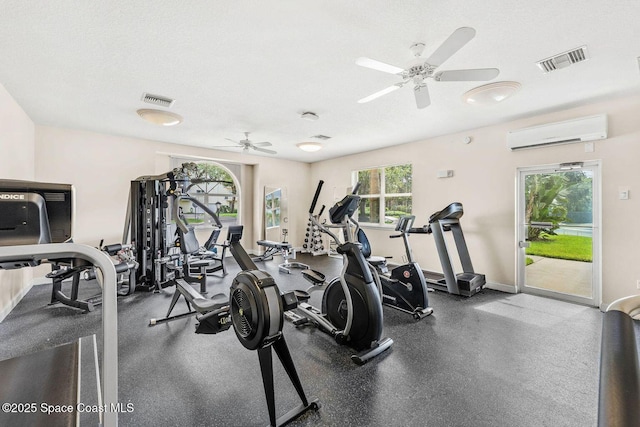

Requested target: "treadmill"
[
  {"left": 0, "top": 180, "right": 118, "bottom": 426},
  {"left": 411, "top": 202, "right": 486, "bottom": 297}
]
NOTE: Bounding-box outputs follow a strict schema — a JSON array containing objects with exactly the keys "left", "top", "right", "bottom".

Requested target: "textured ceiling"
[{"left": 1, "top": 1, "right": 639, "bottom": 162}]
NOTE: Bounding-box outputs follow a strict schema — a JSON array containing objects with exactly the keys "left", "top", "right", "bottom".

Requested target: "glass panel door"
[{"left": 517, "top": 162, "right": 600, "bottom": 306}]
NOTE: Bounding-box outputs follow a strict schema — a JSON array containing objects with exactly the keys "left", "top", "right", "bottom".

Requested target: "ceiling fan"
[
  {"left": 356, "top": 27, "right": 499, "bottom": 109},
  {"left": 214, "top": 132, "right": 277, "bottom": 155}
]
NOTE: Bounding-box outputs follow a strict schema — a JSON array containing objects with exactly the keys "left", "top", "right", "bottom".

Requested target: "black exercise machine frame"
[
  {"left": 149, "top": 223, "right": 320, "bottom": 426},
  {"left": 123, "top": 164, "right": 228, "bottom": 293}
]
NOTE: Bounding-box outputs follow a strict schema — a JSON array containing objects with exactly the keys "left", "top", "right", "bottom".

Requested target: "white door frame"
[{"left": 516, "top": 160, "right": 601, "bottom": 306}]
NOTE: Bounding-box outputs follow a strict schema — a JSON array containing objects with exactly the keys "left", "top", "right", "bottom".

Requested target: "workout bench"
[{"left": 255, "top": 240, "right": 309, "bottom": 274}]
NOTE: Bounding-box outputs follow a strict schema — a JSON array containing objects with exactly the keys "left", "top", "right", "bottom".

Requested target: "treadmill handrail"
[{"left": 0, "top": 243, "right": 118, "bottom": 427}]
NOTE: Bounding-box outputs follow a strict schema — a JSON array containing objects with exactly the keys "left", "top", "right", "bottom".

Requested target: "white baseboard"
[
  {"left": 31, "top": 276, "right": 52, "bottom": 286},
  {"left": 0, "top": 281, "right": 35, "bottom": 323},
  {"left": 485, "top": 281, "right": 517, "bottom": 294}
]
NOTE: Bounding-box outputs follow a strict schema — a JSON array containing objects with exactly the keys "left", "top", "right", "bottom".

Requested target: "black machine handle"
[
  {"left": 309, "top": 180, "right": 324, "bottom": 214},
  {"left": 408, "top": 226, "right": 431, "bottom": 234},
  {"left": 351, "top": 182, "right": 361, "bottom": 195},
  {"left": 389, "top": 234, "right": 403, "bottom": 239},
  {"left": 318, "top": 205, "right": 326, "bottom": 217},
  {"left": 173, "top": 194, "right": 223, "bottom": 232},
  {"left": 102, "top": 243, "right": 124, "bottom": 255}
]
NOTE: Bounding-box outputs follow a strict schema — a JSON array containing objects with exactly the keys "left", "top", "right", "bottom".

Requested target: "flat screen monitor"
[{"left": 0, "top": 180, "right": 74, "bottom": 246}]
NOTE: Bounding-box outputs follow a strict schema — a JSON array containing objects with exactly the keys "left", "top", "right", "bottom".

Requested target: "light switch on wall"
[{"left": 619, "top": 187, "right": 630, "bottom": 200}]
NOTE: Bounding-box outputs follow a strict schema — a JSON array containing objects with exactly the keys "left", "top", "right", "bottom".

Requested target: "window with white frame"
[
  {"left": 170, "top": 158, "right": 241, "bottom": 228},
  {"left": 353, "top": 164, "right": 412, "bottom": 226}
]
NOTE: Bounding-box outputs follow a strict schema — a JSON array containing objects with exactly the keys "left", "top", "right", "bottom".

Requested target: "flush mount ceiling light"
[
  {"left": 462, "top": 81, "right": 521, "bottom": 105},
  {"left": 296, "top": 142, "right": 323, "bottom": 152},
  {"left": 301, "top": 112, "right": 319, "bottom": 121},
  {"left": 136, "top": 108, "right": 183, "bottom": 126}
]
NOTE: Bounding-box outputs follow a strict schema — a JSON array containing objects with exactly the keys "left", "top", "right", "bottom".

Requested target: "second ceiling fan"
[
  {"left": 214, "top": 132, "right": 277, "bottom": 155},
  {"left": 356, "top": 27, "right": 499, "bottom": 109}
]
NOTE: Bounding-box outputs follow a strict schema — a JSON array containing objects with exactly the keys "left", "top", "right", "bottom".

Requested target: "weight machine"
[{"left": 122, "top": 163, "right": 227, "bottom": 292}]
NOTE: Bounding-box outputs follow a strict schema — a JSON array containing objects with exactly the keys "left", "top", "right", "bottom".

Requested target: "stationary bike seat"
[{"left": 367, "top": 255, "right": 387, "bottom": 266}]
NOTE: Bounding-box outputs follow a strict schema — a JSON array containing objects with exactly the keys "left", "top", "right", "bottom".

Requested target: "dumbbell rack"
[{"left": 301, "top": 215, "right": 326, "bottom": 256}]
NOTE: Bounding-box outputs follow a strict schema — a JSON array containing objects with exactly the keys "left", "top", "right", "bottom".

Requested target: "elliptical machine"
[
  {"left": 285, "top": 180, "right": 393, "bottom": 364},
  {"left": 357, "top": 215, "right": 433, "bottom": 320}
]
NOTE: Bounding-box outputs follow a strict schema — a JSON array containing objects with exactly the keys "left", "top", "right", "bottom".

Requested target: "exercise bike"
[
  {"left": 285, "top": 180, "right": 393, "bottom": 364},
  {"left": 357, "top": 215, "right": 433, "bottom": 320}
]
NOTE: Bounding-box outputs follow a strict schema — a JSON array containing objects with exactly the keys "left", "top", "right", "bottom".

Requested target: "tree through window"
[
  {"left": 354, "top": 164, "right": 412, "bottom": 226},
  {"left": 178, "top": 161, "right": 239, "bottom": 227}
]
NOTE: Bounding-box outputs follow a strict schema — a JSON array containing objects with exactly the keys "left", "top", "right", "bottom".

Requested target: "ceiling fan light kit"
[
  {"left": 296, "top": 142, "right": 323, "bottom": 152},
  {"left": 462, "top": 81, "right": 521, "bottom": 105},
  {"left": 356, "top": 27, "right": 500, "bottom": 109},
  {"left": 136, "top": 109, "right": 183, "bottom": 126}
]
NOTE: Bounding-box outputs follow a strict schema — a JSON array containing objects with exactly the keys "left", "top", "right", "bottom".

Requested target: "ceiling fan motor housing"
[{"left": 230, "top": 270, "right": 284, "bottom": 350}]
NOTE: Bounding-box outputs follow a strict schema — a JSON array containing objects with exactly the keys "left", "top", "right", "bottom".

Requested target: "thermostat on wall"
[{"left": 437, "top": 170, "right": 454, "bottom": 178}]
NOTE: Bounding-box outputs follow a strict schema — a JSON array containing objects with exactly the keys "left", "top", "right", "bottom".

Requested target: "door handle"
[{"left": 519, "top": 241, "right": 531, "bottom": 248}]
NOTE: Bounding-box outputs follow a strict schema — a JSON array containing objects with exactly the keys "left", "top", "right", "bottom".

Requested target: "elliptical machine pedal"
[
  {"left": 351, "top": 337, "right": 394, "bottom": 365},
  {"left": 284, "top": 308, "right": 311, "bottom": 326},
  {"left": 413, "top": 307, "right": 434, "bottom": 320}
]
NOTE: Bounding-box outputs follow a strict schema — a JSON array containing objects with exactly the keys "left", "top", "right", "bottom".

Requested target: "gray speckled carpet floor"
[{"left": 0, "top": 253, "right": 602, "bottom": 426}]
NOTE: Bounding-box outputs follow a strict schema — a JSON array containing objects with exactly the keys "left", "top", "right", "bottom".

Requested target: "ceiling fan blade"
[
  {"left": 425, "top": 27, "right": 476, "bottom": 67},
  {"left": 253, "top": 141, "right": 272, "bottom": 147},
  {"left": 414, "top": 85, "right": 431, "bottom": 109},
  {"left": 435, "top": 68, "right": 499, "bottom": 81},
  {"left": 356, "top": 57, "right": 405, "bottom": 75},
  {"left": 252, "top": 146, "right": 277, "bottom": 155},
  {"left": 212, "top": 145, "right": 244, "bottom": 148},
  {"left": 358, "top": 84, "right": 402, "bottom": 104},
  {"left": 225, "top": 138, "right": 242, "bottom": 145}
]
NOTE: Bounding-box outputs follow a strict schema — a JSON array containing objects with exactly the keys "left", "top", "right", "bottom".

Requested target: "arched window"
[{"left": 171, "top": 158, "right": 241, "bottom": 229}]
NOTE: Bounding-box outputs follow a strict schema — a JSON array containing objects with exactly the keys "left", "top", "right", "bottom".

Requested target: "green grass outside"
[
  {"left": 526, "top": 234, "right": 592, "bottom": 262},
  {"left": 184, "top": 213, "right": 237, "bottom": 224}
]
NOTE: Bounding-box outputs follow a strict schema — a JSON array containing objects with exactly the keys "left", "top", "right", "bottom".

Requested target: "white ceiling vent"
[
  {"left": 536, "top": 46, "right": 589, "bottom": 73},
  {"left": 141, "top": 93, "right": 175, "bottom": 108}
]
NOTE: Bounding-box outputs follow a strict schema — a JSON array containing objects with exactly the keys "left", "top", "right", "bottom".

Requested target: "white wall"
[
  {"left": 311, "top": 93, "right": 640, "bottom": 307},
  {"left": 6, "top": 88, "right": 640, "bottom": 313},
  {"left": 33, "top": 126, "right": 311, "bottom": 252},
  {"left": 0, "top": 83, "right": 36, "bottom": 320}
]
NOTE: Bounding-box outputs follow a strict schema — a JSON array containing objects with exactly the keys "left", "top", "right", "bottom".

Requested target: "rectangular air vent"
[
  {"left": 536, "top": 46, "right": 589, "bottom": 73},
  {"left": 141, "top": 93, "right": 175, "bottom": 108},
  {"left": 311, "top": 135, "right": 331, "bottom": 140}
]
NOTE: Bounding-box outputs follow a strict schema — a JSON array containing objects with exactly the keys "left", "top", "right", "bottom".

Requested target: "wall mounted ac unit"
[{"left": 507, "top": 114, "right": 607, "bottom": 151}]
